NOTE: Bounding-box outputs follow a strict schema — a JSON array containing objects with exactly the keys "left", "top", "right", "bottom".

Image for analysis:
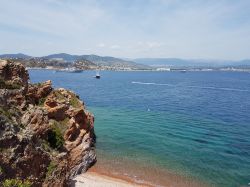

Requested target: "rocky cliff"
[{"left": 0, "top": 60, "right": 96, "bottom": 186}]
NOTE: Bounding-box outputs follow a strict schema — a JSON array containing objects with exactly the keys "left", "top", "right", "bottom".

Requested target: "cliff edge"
[{"left": 0, "top": 60, "right": 96, "bottom": 186}]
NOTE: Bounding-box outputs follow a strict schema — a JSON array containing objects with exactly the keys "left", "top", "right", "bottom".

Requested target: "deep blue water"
[{"left": 29, "top": 70, "right": 250, "bottom": 187}]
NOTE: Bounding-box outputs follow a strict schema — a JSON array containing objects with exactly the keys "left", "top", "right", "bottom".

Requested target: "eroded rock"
[
  {"left": 0, "top": 59, "right": 29, "bottom": 88},
  {"left": 0, "top": 60, "right": 96, "bottom": 186}
]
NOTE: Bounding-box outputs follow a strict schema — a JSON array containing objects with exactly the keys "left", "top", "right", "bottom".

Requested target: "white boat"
[{"left": 95, "top": 70, "right": 101, "bottom": 79}]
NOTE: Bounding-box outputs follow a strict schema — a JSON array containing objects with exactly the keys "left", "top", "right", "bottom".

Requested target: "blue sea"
[{"left": 29, "top": 70, "right": 250, "bottom": 187}]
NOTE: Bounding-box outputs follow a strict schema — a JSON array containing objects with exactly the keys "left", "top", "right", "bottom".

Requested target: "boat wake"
[
  {"left": 131, "top": 81, "right": 250, "bottom": 92},
  {"left": 131, "top": 81, "right": 173, "bottom": 86}
]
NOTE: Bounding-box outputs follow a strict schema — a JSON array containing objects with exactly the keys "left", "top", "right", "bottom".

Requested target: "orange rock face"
[
  {"left": 0, "top": 59, "right": 29, "bottom": 88},
  {"left": 0, "top": 60, "right": 96, "bottom": 186}
]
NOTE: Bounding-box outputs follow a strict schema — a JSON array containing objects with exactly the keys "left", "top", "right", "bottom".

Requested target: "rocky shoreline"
[{"left": 0, "top": 60, "right": 96, "bottom": 186}]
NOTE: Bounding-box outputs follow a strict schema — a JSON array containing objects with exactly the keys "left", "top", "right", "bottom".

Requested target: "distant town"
[{"left": 1, "top": 53, "right": 250, "bottom": 72}]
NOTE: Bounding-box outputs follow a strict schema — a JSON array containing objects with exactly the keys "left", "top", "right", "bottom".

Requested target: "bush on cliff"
[
  {"left": 47, "top": 125, "right": 64, "bottom": 150},
  {"left": 46, "top": 161, "right": 57, "bottom": 178},
  {"left": 0, "top": 107, "right": 12, "bottom": 120},
  {"left": 0, "top": 78, "right": 21, "bottom": 89},
  {"left": 0, "top": 166, "right": 3, "bottom": 175},
  {"left": 38, "top": 97, "right": 46, "bottom": 106},
  {"left": 69, "top": 93, "right": 82, "bottom": 108},
  {"left": 2, "top": 179, "right": 31, "bottom": 187}
]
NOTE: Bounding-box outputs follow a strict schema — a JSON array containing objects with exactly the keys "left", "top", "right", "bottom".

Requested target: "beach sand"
[
  {"left": 73, "top": 171, "right": 146, "bottom": 187},
  {"left": 73, "top": 161, "right": 210, "bottom": 187},
  {"left": 72, "top": 150, "right": 210, "bottom": 187}
]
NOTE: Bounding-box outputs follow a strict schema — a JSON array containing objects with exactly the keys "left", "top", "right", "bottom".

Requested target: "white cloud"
[
  {"left": 0, "top": 0, "right": 250, "bottom": 59},
  {"left": 97, "top": 43, "right": 105, "bottom": 48},
  {"left": 146, "top": 42, "right": 165, "bottom": 49},
  {"left": 110, "top": 45, "right": 121, "bottom": 49}
]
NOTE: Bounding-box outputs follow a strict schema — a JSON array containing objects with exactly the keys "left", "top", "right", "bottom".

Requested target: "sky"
[{"left": 0, "top": 0, "right": 250, "bottom": 60}]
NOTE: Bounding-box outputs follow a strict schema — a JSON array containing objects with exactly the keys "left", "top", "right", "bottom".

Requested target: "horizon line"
[{"left": 0, "top": 52, "right": 249, "bottom": 62}]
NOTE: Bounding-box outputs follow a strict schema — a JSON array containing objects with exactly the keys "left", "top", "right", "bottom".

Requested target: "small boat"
[{"left": 95, "top": 70, "right": 101, "bottom": 79}]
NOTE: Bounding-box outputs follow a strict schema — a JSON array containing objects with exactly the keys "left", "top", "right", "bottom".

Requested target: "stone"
[
  {"left": 0, "top": 60, "right": 96, "bottom": 186},
  {"left": 0, "top": 60, "right": 29, "bottom": 88}
]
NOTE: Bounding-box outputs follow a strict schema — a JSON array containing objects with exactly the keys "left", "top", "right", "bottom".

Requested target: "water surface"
[{"left": 29, "top": 70, "right": 250, "bottom": 187}]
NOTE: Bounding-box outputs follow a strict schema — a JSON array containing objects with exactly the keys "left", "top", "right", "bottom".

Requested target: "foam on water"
[
  {"left": 132, "top": 81, "right": 250, "bottom": 92},
  {"left": 131, "top": 81, "right": 174, "bottom": 86}
]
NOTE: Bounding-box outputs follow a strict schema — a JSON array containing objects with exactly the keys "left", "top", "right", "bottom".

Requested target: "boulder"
[{"left": 0, "top": 60, "right": 29, "bottom": 88}]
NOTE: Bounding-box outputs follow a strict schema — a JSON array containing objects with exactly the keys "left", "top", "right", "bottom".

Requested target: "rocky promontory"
[{"left": 0, "top": 60, "right": 96, "bottom": 186}]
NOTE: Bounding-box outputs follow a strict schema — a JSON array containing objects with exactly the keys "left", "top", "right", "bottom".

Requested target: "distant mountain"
[
  {"left": 74, "top": 59, "right": 97, "bottom": 69},
  {"left": 134, "top": 58, "right": 250, "bottom": 67},
  {"left": 43, "top": 53, "right": 149, "bottom": 69},
  {"left": 134, "top": 58, "right": 195, "bottom": 67},
  {"left": 43, "top": 53, "right": 78, "bottom": 62},
  {"left": 2, "top": 53, "right": 249, "bottom": 68},
  {"left": 0, "top": 53, "right": 150, "bottom": 70},
  {"left": 78, "top": 55, "right": 149, "bottom": 69},
  {"left": 0, "top": 53, "right": 32, "bottom": 59},
  {"left": 80, "top": 55, "right": 128, "bottom": 65},
  {"left": 237, "top": 59, "right": 250, "bottom": 66}
]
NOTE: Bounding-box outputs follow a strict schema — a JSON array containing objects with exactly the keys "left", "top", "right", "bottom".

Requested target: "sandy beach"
[
  {"left": 72, "top": 153, "right": 210, "bottom": 187},
  {"left": 73, "top": 171, "right": 147, "bottom": 187},
  {"left": 73, "top": 163, "right": 210, "bottom": 187}
]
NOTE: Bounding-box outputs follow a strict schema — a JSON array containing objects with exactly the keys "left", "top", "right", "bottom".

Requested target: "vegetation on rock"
[
  {"left": 46, "top": 161, "right": 57, "bottom": 178},
  {"left": 0, "top": 60, "right": 96, "bottom": 186},
  {"left": 0, "top": 78, "right": 21, "bottom": 89},
  {"left": 2, "top": 179, "right": 31, "bottom": 187},
  {"left": 48, "top": 124, "right": 65, "bottom": 150}
]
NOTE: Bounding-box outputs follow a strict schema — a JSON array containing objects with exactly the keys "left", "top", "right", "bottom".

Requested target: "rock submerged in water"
[{"left": 0, "top": 60, "right": 96, "bottom": 186}]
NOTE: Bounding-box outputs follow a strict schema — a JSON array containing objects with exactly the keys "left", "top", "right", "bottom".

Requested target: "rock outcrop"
[{"left": 0, "top": 60, "right": 96, "bottom": 186}]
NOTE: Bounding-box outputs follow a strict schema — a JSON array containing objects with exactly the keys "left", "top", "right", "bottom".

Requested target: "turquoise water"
[{"left": 29, "top": 70, "right": 250, "bottom": 187}]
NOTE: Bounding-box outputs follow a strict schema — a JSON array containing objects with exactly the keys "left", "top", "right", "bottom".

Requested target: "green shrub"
[
  {"left": 47, "top": 125, "right": 64, "bottom": 150},
  {"left": 69, "top": 93, "right": 81, "bottom": 108},
  {"left": 0, "top": 78, "right": 21, "bottom": 89},
  {"left": 7, "top": 82, "right": 21, "bottom": 89},
  {"left": 2, "top": 179, "right": 31, "bottom": 187},
  {"left": 38, "top": 97, "right": 46, "bottom": 106},
  {"left": 61, "top": 117, "right": 69, "bottom": 126},
  {"left": 0, "top": 166, "right": 3, "bottom": 174},
  {"left": 0, "top": 107, "right": 11, "bottom": 119},
  {"left": 0, "top": 78, "right": 6, "bottom": 88},
  {"left": 41, "top": 141, "right": 51, "bottom": 152},
  {"left": 33, "top": 82, "right": 42, "bottom": 86},
  {"left": 59, "top": 117, "right": 70, "bottom": 134},
  {"left": 87, "top": 119, "right": 91, "bottom": 128},
  {"left": 46, "top": 161, "right": 57, "bottom": 178},
  {"left": 53, "top": 90, "right": 65, "bottom": 100}
]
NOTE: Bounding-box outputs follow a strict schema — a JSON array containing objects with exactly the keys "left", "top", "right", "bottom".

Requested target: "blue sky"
[{"left": 0, "top": 0, "right": 250, "bottom": 60}]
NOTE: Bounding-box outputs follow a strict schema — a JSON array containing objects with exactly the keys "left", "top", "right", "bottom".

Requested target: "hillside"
[
  {"left": 0, "top": 53, "right": 150, "bottom": 70},
  {"left": 0, "top": 53, "right": 32, "bottom": 59},
  {"left": 43, "top": 53, "right": 79, "bottom": 62},
  {"left": 79, "top": 55, "right": 149, "bottom": 69}
]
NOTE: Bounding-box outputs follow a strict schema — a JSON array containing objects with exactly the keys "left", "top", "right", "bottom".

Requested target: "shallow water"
[{"left": 29, "top": 70, "right": 250, "bottom": 187}]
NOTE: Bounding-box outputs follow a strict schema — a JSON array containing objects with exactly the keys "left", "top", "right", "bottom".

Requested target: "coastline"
[
  {"left": 74, "top": 166, "right": 210, "bottom": 187},
  {"left": 74, "top": 171, "right": 148, "bottom": 187},
  {"left": 27, "top": 67, "right": 250, "bottom": 72},
  {"left": 75, "top": 152, "right": 211, "bottom": 187}
]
